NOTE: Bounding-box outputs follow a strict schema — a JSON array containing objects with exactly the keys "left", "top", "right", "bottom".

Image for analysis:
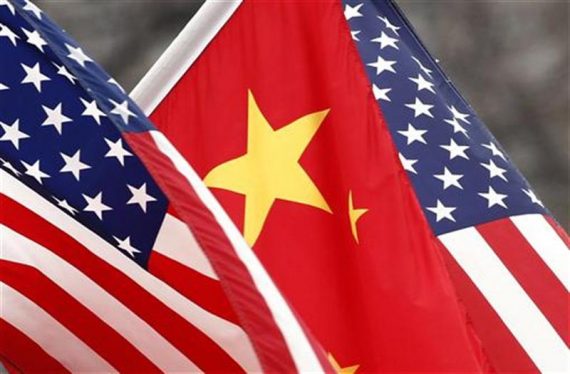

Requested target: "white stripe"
[
  {"left": 150, "top": 131, "right": 325, "bottom": 372},
  {"left": 440, "top": 227, "right": 569, "bottom": 372},
  {"left": 0, "top": 169, "right": 262, "bottom": 372},
  {"left": 155, "top": 213, "right": 218, "bottom": 279},
  {"left": 131, "top": 0, "right": 242, "bottom": 116},
  {"left": 511, "top": 214, "right": 570, "bottom": 291},
  {"left": 1, "top": 224, "right": 200, "bottom": 373},
  {"left": 1, "top": 283, "right": 116, "bottom": 373}
]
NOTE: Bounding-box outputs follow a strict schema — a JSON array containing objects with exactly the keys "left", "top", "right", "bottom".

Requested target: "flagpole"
[{"left": 131, "top": 0, "right": 242, "bottom": 116}]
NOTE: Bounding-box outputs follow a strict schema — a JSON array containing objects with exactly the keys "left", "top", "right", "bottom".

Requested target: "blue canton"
[
  {"left": 342, "top": 0, "right": 547, "bottom": 234},
  {"left": 0, "top": 0, "right": 168, "bottom": 267}
]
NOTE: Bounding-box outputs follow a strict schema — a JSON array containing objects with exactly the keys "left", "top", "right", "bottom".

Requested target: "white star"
[
  {"left": 371, "top": 31, "right": 399, "bottom": 50},
  {"left": 109, "top": 99, "right": 135, "bottom": 125},
  {"left": 104, "top": 137, "right": 132, "bottom": 166},
  {"left": 409, "top": 74, "right": 435, "bottom": 93},
  {"left": 80, "top": 98, "right": 105, "bottom": 125},
  {"left": 107, "top": 78, "right": 125, "bottom": 92},
  {"left": 41, "top": 103, "right": 72, "bottom": 134},
  {"left": 113, "top": 236, "right": 141, "bottom": 258},
  {"left": 0, "top": 0, "right": 15, "bottom": 15},
  {"left": 54, "top": 196, "right": 78, "bottom": 215},
  {"left": 482, "top": 142, "right": 506, "bottom": 161},
  {"left": 434, "top": 167, "right": 463, "bottom": 190},
  {"left": 440, "top": 139, "right": 469, "bottom": 160},
  {"left": 52, "top": 62, "right": 77, "bottom": 84},
  {"left": 0, "top": 82, "right": 8, "bottom": 90},
  {"left": 126, "top": 183, "right": 157, "bottom": 213},
  {"left": 351, "top": 30, "right": 360, "bottom": 41},
  {"left": 426, "top": 200, "right": 456, "bottom": 222},
  {"left": 0, "top": 23, "right": 19, "bottom": 46},
  {"left": 60, "top": 150, "right": 90, "bottom": 181},
  {"left": 398, "top": 123, "right": 427, "bottom": 145},
  {"left": 480, "top": 159, "right": 508, "bottom": 181},
  {"left": 449, "top": 105, "right": 470, "bottom": 124},
  {"left": 66, "top": 43, "right": 92, "bottom": 67},
  {"left": 479, "top": 186, "right": 508, "bottom": 209},
  {"left": 21, "top": 62, "right": 50, "bottom": 92},
  {"left": 82, "top": 192, "right": 112, "bottom": 220},
  {"left": 344, "top": 3, "right": 363, "bottom": 20},
  {"left": 22, "top": 28, "right": 47, "bottom": 52},
  {"left": 522, "top": 188, "right": 544, "bottom": 207},
  {"left": 399, "top": 153, "right": 418, "bottom": 174},
  {"left": 0, "top": 157, "right": 21, "bottom": 176},
  {"left": 23, "top": 160, "right": 49, "bottom": 184},
  {"left": 23, "top": 0, "right": 42, "bottom": 19},
  {"left": 444, "top": 117, "right": 468, "bottom": 137},
  {"left": 0, "top": 119, "right": 29, "bottom": 149},
  {"left": 372, "top": 84, "right": 391, "bottom": 102},
  {"left": 378, "top": 15, "right": 400, "bottom": 35},
  {"left": 367, "top": 55, "right": 397, "bottom": 75},
  {"left": 412, "top": 56, "right": 433, "bottom": 78},
  {"left": 405, "top": 97, "right": 434, "bottom": 118}
]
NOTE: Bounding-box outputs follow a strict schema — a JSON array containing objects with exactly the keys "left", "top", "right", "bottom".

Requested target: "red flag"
[{"left": 134, "top": 1, "right": 490, "bottom": 371}]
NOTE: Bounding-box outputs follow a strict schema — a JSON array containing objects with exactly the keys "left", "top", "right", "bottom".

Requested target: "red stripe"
[
  {"left": 0, "top": 319, "right": 69, "bottom": 373},
  {"left": 0, "top": 194, "right": 244, "bottom": 373},
  {"left": 166, "top": 203, "right": 182, "bottom": 219},
  {"left": 545, "top": 215, "right": 570, "bottom": 249},
  {"left": 124, "top": 132, "right": 299, "bottom": 372},
  {"left": 0, "top": 260, "right": 160, "bottom": 372},
  {"left": 478, "top": 218, "right": 569, "bottom": 346},
  {"left": 148, "top": 250, "right": 240, "bottom": 325},
  {"left": 436, "top": 238, "right": 538, "bottom": 372}
]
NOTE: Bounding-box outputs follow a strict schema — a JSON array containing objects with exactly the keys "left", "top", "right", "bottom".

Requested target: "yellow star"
[
  {"left": 204, "top": 90, "right": 332, "bottom": 246},
  {"left": 328, "top": 353, "right": 359, "bottom": 374},
  {"left": 348, "top": 190, "right": 368, "bottom": 244}
]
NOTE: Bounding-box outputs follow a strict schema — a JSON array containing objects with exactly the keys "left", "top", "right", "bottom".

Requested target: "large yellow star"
[
  {"left": 328, "top": 353, "right": 359, "bottom": 374},
  {"left": 204, "top": 90, "right": 331, "bottom": 246}
]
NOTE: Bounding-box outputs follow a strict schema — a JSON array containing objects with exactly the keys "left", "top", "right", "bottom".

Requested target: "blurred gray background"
[{"left": 37, "top": 0, "right": 569, "bottom": 230}]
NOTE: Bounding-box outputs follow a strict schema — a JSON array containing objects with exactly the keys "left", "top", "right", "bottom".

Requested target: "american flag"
[
  {"left": 0, "top": 1, "right": 331, "bottom": 372},
  {"left": 343, "top": 0, "right": 568, "bottom": 371}
]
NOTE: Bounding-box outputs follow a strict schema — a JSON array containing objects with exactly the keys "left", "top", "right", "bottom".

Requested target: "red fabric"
[{"left": 149, "top": 1, "right": 486, "bottom": 371}]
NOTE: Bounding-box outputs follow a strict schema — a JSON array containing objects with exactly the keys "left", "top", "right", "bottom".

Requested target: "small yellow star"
[
  {"left": 204, "top": 90, "right": 331, "bottom": 246},
  {"left": 348, "top": 190, "right": 368, "bottom": 244},
  {"left": 328, "top": 353, "right": 359, "bottom": 374}
]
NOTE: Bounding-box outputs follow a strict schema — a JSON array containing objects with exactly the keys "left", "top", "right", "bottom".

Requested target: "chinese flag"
[{"left": 147, "top": 2, "right": 486, "bottom": 372}]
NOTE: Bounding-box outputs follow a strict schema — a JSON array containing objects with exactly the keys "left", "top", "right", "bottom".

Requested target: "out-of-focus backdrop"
[{"left": 37, "top": 0, "right": 569, "bottom": 230}]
